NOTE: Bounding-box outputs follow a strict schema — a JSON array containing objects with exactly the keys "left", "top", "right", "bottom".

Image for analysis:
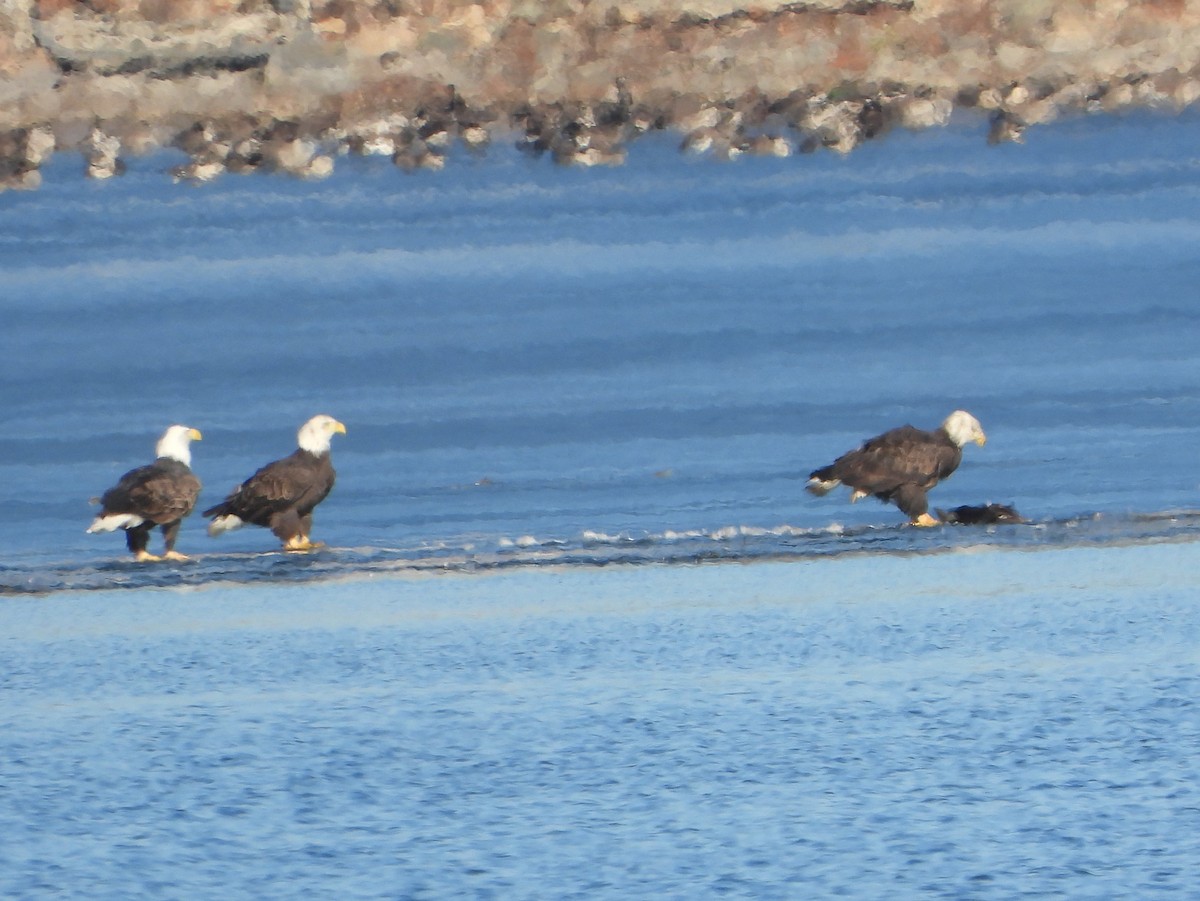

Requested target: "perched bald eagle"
[
  {"left": 203, "top": 415, "right": 346, "bottom": 551},
  {"left": 806, "top": 410, "right": 987, "bottom": 526},
  {"left": 87, "top": 425, "right": 203, "bottom": 562}
]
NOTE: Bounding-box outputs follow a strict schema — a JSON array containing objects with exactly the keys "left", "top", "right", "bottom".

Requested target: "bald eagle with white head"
[
  {"left": 203, "top": 415, "right": 346, "bottom": 551},
  {"left": 806, "top": 410, "right": 987, "bottom": 526},
  {"left": 87, "top": 425, "right": 203, "bottom": 561}
]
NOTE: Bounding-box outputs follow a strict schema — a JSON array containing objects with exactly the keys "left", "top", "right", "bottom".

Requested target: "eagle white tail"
[
  {"left": 805, "top": 477, "right": 840, "bottom": 496},
  {"left": 207, "top": 514, "right": 244, "bottom": 536},
  {"left": 86, "top": 513, "right": 145, "bottom": 533}
]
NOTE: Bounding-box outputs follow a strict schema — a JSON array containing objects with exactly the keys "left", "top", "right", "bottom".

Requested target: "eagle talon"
[
  {"left": 134, "top": 550, "right": 163, "bottom": 563},
  {"left": 284, "top": 537, "right": 324, "bottom": 552},
  {"left": 162, "top": 550, "right": 191, "bottom": 562},
  {"left": 911, "top": 513, "right": 940, "bottom": 527}
]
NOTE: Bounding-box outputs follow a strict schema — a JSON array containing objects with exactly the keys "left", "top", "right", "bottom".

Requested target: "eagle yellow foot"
[
  {"left": 283, "top": 536, "right": 325, "bottom": 552},
  {"left": 162, "top": 551, "right": 191, "bottom": 562},
  {"left": 133, "top": 550, "right": 162, "bottom": 562},
  {"left": 911, "top": 513, "right": 940, "bottom": 527}
]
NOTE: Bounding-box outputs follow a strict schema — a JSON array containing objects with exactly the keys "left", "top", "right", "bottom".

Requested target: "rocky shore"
[{"left": 3, "top": 0, "right": 1200, "bottom": 189}]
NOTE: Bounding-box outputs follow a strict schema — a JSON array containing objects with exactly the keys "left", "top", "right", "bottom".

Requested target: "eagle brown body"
[
  {"left": 809, "top": 425, "right": 962, "bottom": 520},
  {"left": 806, "top": 411, "right": 987, "bottom": 525},
  {"left": 203, "top": 448, "right": 335, "bottom": 546}
]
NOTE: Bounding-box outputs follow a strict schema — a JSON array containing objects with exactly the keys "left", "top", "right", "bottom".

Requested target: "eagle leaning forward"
[
  {"left": 806, "top": 410, "right": 987, "bottom": 526},
  {"left": 204, "top": 415, "right": 346, "bottom": 551},
  {"left": 87, "top": 425, "right": 203, "bottom": 561}
]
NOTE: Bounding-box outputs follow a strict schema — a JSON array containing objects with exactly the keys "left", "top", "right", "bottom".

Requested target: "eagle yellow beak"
[
  {"left": 189, "top": 428, "right": 203, "bottom": 441},
  {"left": 975, "top": 434, "right": 987, "bottom": 447},
  {"left": 332, "top": 420, "right": 347, "bottom": 435}
]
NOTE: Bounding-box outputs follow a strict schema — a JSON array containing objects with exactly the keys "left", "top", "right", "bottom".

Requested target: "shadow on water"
[{"left": 4, "top": 509, "right": 1200, "bottom": 597}]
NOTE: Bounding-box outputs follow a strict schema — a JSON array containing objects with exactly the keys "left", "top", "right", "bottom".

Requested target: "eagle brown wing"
[
  {"left": 101, "top": 460, "right": 201, "bottom": 525},
  {"left": 203, "top": 450, "right": 334, "bottom": 526},
  {"left": 828, "top": 425, "right": 962, "bottom": 496}
]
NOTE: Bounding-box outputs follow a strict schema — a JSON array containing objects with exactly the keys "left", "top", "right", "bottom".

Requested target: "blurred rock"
[
  {"left": 2, "top": 0, "right": 1200, "bottom": 185},
  {"left": 84, "top": 126, "right": 123, "bottom": 178}
]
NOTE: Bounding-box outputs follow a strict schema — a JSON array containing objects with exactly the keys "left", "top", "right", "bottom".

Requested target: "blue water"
[
  {"left": 3, "top": 547, "right": 1199, "bottom": 898},
  {"left": 2, "top": 110, "right": 1200, "bottom": 897},
  {"left": 3, "top": 109, "right": 1200, "bottom": 589}
]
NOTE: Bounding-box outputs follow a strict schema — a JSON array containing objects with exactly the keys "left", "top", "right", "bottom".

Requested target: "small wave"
[
  {"left": 498, "top": 535, "right": 568, "bottom": 549},
  {"left": 584, "top": 522, "right": 845, "bottom": 545},
  {"left": 4, "top": 510, "right": 1200, "bottom": 597}
]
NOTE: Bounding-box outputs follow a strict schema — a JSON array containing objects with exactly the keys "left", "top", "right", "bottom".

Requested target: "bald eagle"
[
  {"left": 87, "top": 425, "right": 203, "bottom": 562},
  {"left": 203, "top": 415, "right": 346, "bottom": 551},
  {"left": 806, "top": 410, "right": 987, "bottom": 526}
]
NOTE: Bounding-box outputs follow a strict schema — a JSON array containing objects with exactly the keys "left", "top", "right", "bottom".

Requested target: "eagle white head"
[
  {"left": 942, "top": 410, "right": 986, "bottom": 448},
  {"left": 298, "top": 414, "right": 347, "bottom": 455},
  {"left": 155, "top": 425, "right": 203, "bottom": 465}
]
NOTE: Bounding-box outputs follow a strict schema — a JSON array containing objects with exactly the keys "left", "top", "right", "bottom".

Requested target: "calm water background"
[{"left": 2, "top": 110, "right": 1199, "bottom": 897}]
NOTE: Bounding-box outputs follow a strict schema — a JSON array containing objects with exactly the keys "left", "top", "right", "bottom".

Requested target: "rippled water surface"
[
  {"left": 2, "top": 111, "right": 1199, "bottom": 897},
  {"left": 4, "top": 546, "right": 1200, "bottom": 898}
]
